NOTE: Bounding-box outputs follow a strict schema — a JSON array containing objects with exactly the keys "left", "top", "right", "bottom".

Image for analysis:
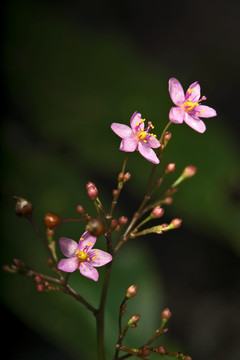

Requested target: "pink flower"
[
  {"left": 168, "top": 78, "right": 217, "bottom": 133},
  {"left": 111, "top": 112, "right": 161, "bottom": 164},
  {"left": 57, "top": 231, "right": 112, "bottom": 281}
]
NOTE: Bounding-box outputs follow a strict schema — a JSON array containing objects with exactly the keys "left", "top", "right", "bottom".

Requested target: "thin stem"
[
  {"left": 110, "top": 154, "right": 129, "bottom": 216},
  {"left": 61, "top": 217, "right": 86, "bottom": 222},
  {"left": 64, "top": 284, "right": 97, "bottom": 314}
]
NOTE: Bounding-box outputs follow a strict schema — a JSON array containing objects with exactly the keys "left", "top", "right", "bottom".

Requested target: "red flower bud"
[
  {"left": 151, "top": 206, "right": 164, "bottom": 218},
  {"left": 118, "top": 216, "right": 128, "bottom": 225},
  {"left": 161, "top": 308, "right": 172, "bottom": 320},
  {"left": 171, "top": 218, "right": 182, "bottom": 228},
  {"left": 165, "top": 163, "right": 176, "bottom": 173},
  {"left": 125, "top": 284, "right": 138, "bottom": 299},
  {"left": 182, "top": 165, "right": 197, "bottom": 179},
  {"left": 87, "top": 186, "right": 98, "bottom": 200},
  {"left": 155, "top": 346, "right": 166, "bottom": 355},
  {"left": 76, "top": 205, "right": 85, "bottom": 214},
  {"left": 36, "top": 284, "right": 45, "bottom": 292}
]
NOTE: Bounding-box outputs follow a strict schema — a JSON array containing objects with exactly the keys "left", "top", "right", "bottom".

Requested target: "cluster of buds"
[
  {"left": 33, "top": 274, "right": 56, "bottom": 293},
  {"left": 2, "top": 258, "right": 25, "bottom": 274},
  {"left": 118, "top": 171, "right": 131, "bottom": 183},
  {"left": 110, "top": 216, "right": 128, "bottom": 232}
]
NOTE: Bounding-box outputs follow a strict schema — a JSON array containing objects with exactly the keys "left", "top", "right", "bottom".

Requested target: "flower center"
[
  {"left": 76, "top": 250, "right": 88, "bottom": 261},
  {"left": 135, "top": 120, "right": 157, "bottom": 143},
  {"left": 183, "top": 101, "right": 199, "bottom": 112}
]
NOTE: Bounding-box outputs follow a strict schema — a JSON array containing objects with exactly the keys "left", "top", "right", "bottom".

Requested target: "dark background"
[{"left": 1, "top": 0, "right": 240, "bottom": 359}]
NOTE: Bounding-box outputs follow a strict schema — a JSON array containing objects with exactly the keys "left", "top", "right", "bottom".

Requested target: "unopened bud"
[
  {"left": 142, "top": 348, "right": 150, "bottom": 356},
  {"left": 184, "top": 356, "right": 192, "bottom": 360},
  {"left": 161, "top": 308, "right": 172, "bottom": 320},
  {"left": 87, "top": 186, "right": 98, "bottom": 200},
  {"left": 164, "top": 197, "right": 174, "bottom": 205},
  {"left": 118, "top": 172, "right": 124, "bottom": 181},
  {"left": 165, "top": 186, "right": 178, "bottom": 196},
  {"left": 151, "top": 206, "right": 164, "bottom": 218},
  {"left": 44, "top": 212, "right": 61, "bottom": 229},
  {"left": 86, "top": 217, "right": 105, "bottom": 236},
  {"left": 76, "top": 205, "right": 85, "bottom": 214},
  {"left": 182, "top": 165, "right": 197, "bottom": 179},
  {"left": 36, "top": 284, "right": 45, "bottom": 292},
  {"left": 123, "top": 172, "right": 131, "bottom": 182},
  {"left": 112, "top": 189, "right": 118, "bottom": 197},
  {"left": 125, "top": 284, "right": 138, "bottom": 299},
  {"left": 155, "top": 346, "right": 166, "bottom": 355},
  {"left": 127, "top": 314, "right": 140, "bottom": 326},
  {"left": 86, "top": 181, "right": 96, "bottom": 190},
  {"left": 170, "top": 218, "right": 182, "bottom": 229},
  {"left": 118, "top": 216, "right": 128, "bottom": 225},
  {"left": 165, "top": 163, "right": 176, "bottom": 174},
  {"left": 34, "top": 274, "right": 43, "bottom": 283},
  {"left": 14, "top": 196, "right": 33, "bottom": 217},
  {"left": 164, "top": 131, "right": 172, "bottom": 143},
  {"left": 111, "top": 219, "right": 118, "bottom": 228}
]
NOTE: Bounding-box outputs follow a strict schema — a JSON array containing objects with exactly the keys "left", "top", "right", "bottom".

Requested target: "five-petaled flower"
[
  {"left": 57, "top": 231, "right": 112, "bottom": 281},
  {"left": 168, "top": 78, "right": 217, "bottom": 133},
  {"left": 111, "top": 112, "right": 161, "bottom": 164}
]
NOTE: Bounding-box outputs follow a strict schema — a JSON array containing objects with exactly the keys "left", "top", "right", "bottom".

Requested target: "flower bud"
[
  {"left": 123, "top": 172, "right": 131, "bottom": 182},
  {"left": 164, "top": 131, "right": 172, "bottom": 142},
  {"left": 164, "top": 197, "right": 174, "bottom": 205},
  {"left": 44, "top": 212, "right": 61, "bottom": 229},
  {"left": 87, "top": 186, "right": 98, "bottom": 200},
  {"left": 182, "top": 165, "right": 197, "bottom": 179},
  {"left": 125, "top": 284, "right": 138, "bottom": 299},
  {"left": 118, "top": 216, "right": 128, "bottom": 225},
  {"left": 170, "top": 218, "right": 182, "bottom": 229},
  {"left": 155, "top": 346, "right": 166, "bottom": 355},
  {"left": 86, "top": 181, "right": 96, "bottom": 190},
  {"left": 161, "top": 308, "right": 172, "bottom": 320},
  {"left": 76, "top": 205, "right": 85, "bottom": 214},
  {"left": 127, "top": 314, "right": 140, "bottom": 327},
  {"left": 118, "top": 172, "right": 124, "bottom": 181},
  {"left": 142, "top": 348, "right": 150, "bottom": 356},
  {"left": 36, "top": 284, "right": 45, "bottom": 292},
  {"left": 165, "top": 163, "right": 176, "bottom": 174},
  {"left": 86, "top": 217, "right": 105, "bottom": 237},
  {"left": 151, "top": 206, "right": 164, "bottom": 218},
  {"left": 184, "top": 356, "right": 192, "bottom": 360},
  {"left": 111, "top": 219, "right": 118, "bottom": 229},
  {"left": 34, "top": 274, "right": 43, "bottom": 283},
  {"left": 14, "top": 196, "right": 33, "bottom": 217}
]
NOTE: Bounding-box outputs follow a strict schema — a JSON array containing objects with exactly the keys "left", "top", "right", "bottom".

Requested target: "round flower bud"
[
  {"left": 164, "top": 197, "right": 174, "bottom": 205},
  {"left": 86, "top": 217, "right": 105, "bottom": 237},
  {"left": 14, "top": 196, "right": 33, "bottom": 217},
  {"left": 34, "top": 274, "right": 43, "bottom": 283},
  {"left": 161, "top": 308, "right": 172, "bottom": 320},
  {"left": 118, "top": 172, "right": 124, "bottom": 181},
  {"left": 156, "top": 346, "right": 166, "bottom": 355},
  {"left": 182, "top": 165, "right": 197, "bottom": 179},
  {"left": 142, "top": 348, "right": 150, "bottom": 356},
  {"left": 165, "top": 163, "right": 176, "bottom": 174},
  {"left": 111, "top": 219, "right": 118, "bottom": 229},
  {"left": 125, "top": 284, "right": 138, "bottom": 299},
  {"left": 184, "top": 356, "right": 192, "bottom": 360},
  {"left": 164, "top": 131, "right": 172, "bottom": 142},
  {"left": 151, "top": 206, "right": 164, "bottom": 218},
  {"left": 44, "top": 212, "right": 61, "bottom": 229},
  {"left": 86, "top": 181, "right": 96, "bottom": 190},
  {"left": 127, "top": 314, "right": 140, "bottom": 326},
  {"left": 123, "top": 172, "right": 131, "bottom": 182},
  {"left": 87, "top": 186, "right": 98, "bottom": 200},
  {"left": 76, "top": 205, "right": 85, "bottom": 214},
  {"left": 170, "top": 218, "right": 182, "bottom": 229},
  {"left": 36, "top": 284, "right": 45, "bottom": 292},
  {"left": 118, "top": 216, "right": 128, "bottom": 225}
]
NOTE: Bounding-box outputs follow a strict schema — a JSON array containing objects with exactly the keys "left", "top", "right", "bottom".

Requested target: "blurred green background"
[{"left": 1, "top": 0, "right": 240, "bottom": 359}]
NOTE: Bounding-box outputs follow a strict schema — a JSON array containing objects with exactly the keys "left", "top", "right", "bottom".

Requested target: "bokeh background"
[{"left": 1, "top": 0, "right": 240, "bottom": 359}]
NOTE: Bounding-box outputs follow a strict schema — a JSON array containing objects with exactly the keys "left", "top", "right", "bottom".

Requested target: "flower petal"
[
  {"left": 120, "top": 137, "right": 138, "bottom": 152},
  {"left": 187, "top": 81, "right": 201, "bottom": 102},
  {"left": 138, "top": 142, "right": 160, "bottom": 164},
  {"left": 80, "top": 262, "right": 99, "bottom": 281},
  {"left": 111, "top": 123, "right": 133, "bottom": 138},
  {"left": 90, "top": 250, "right": 112, "bottom": 267},
  {"left": 169, "top": 107, "right": 185, "bottom": 124},
  {"left": 184, "top": 113, "right": 206, "bottom": 133},
  {"left": 168, "top": 78, "right": 185, "bottom": 106},
  {"left": 59, "top": 237, "right": 78, "bottom": 257},
  {"left": 58, "top": 257, "right": 79, "bottom": 272},
  {"left": 78, "top": 231, "right": 96, "bottom": 251},
  {"left": 147, "top": 136, "right": 161, "bottom": 149},
  {"left": 194, "top": 105, "right": 217, "bottom": 118},
  {"left": 130, "top": 112, "right": 143, "bottom": 130}
]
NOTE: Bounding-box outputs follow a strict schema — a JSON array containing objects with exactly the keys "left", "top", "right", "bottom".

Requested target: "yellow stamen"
[
  {"left": 183, "top": 101, "right": 199, "bottom": 112},
  {"left": 77, "top": 251, "right": 88, "bottom": 261}
]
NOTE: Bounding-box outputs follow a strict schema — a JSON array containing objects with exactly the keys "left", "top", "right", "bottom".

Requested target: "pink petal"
[
  {"left": 168, "top": 78, "right": 185, "bottom": 106},
  {"left": 58, "top": 257, "right": 79, "bottom": 272},
  {"left": 80, "top": 262, "right": 99, "bottom": 281},
  {"left": 78, "top": 231, "right": 96, "bottom": 251},
  {"left": 111, "top": 123, "right": 133, "bottom": 138},
  {"left": 59, "top": 237, "right": 78, "bottom": 257},
  {"left": 147, "top": 136, "right": 161, "bottom": 149},
  {"left": 187, "top": 81, "right": 201, "bottom": 102},
  {"left": 138, "top": 142, "right": 160, "bottom": 164},
  {"left": 90, "top": 250, "right": 112, "bottom": 267},
  {"left": 130, "top": 112, "right": 143, "bottom": 130},
  {"left": 169, "top": 107, "right": 185, "bottom": 124},
  {"left": 184, "top": 113, "right": 206, "bottom": 133},
  {"left": 120, "top": 137, "right": 138, "bottom": 152},
  {"left": 194, "top": 105, "right": 217, "bottom": 118}
]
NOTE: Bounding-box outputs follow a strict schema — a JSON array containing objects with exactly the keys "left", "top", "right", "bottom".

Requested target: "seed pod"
[
  {"left": 14, "top": 196, "right": 33, "bottom": 217},
  {"left": 86, "top": 217, "right": 105, "bottom": 237},
  {"left": 44, "top": 212, "right": 61, "bottom": 229}
]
